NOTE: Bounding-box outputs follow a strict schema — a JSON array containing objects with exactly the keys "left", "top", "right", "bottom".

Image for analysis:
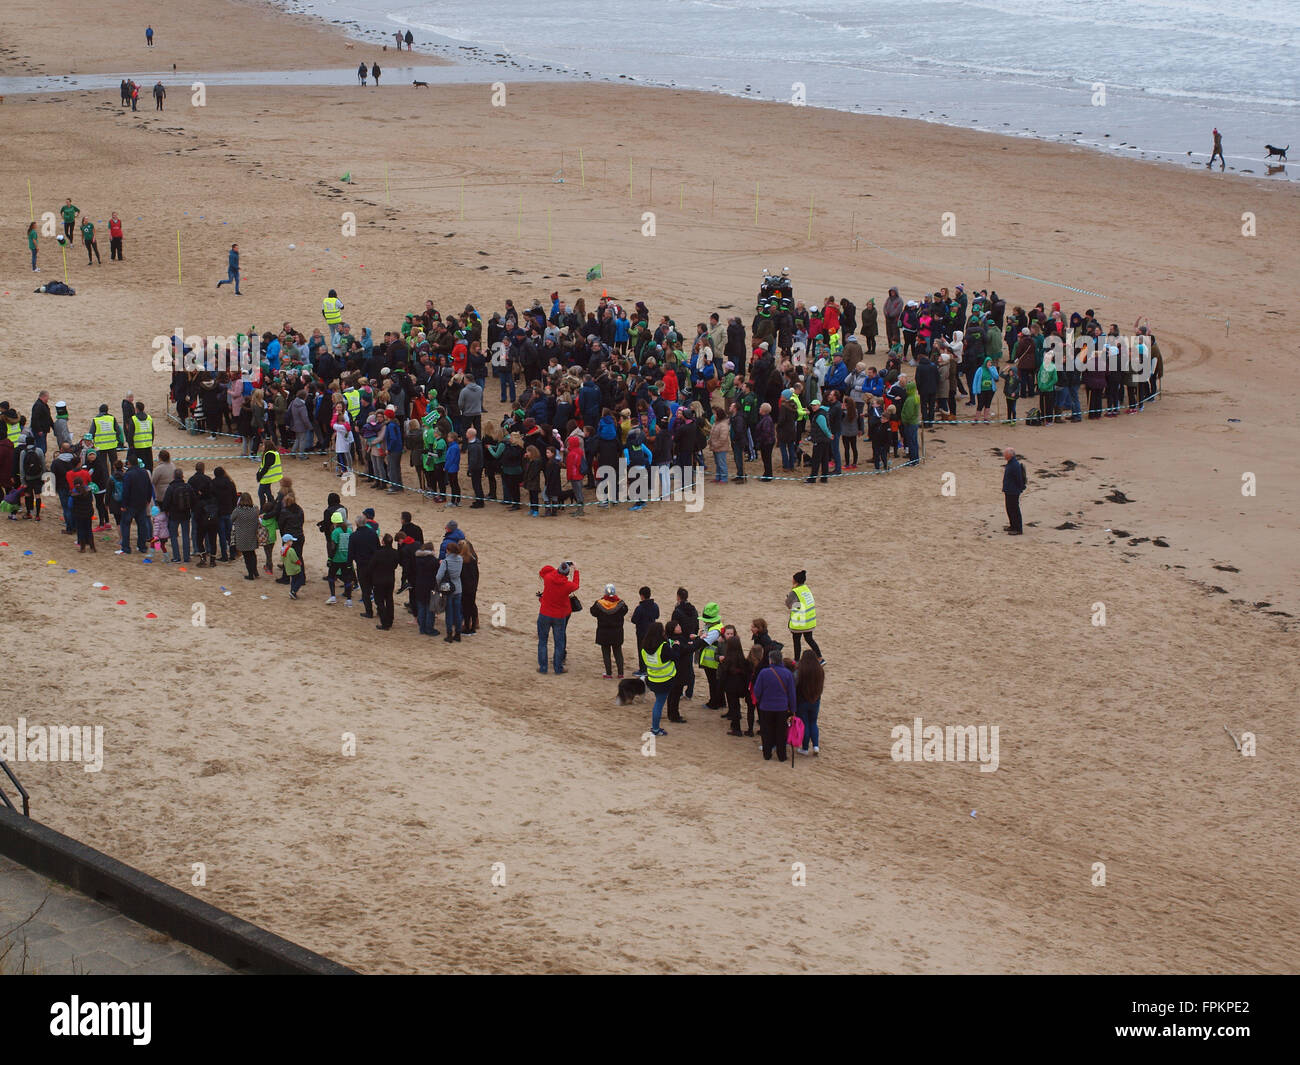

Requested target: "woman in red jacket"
[
  {"left": 564, "top": 430, "right": 585, "bottom": 515},
  {"left": 108, "top": 212, "right": 124, "bottom": 261}
]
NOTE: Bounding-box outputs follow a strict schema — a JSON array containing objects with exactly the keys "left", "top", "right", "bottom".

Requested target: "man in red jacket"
[{"left": 537, "top": 560, "right": 579, "bottom": 674}]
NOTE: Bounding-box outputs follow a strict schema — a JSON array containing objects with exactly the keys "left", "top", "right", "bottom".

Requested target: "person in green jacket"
[
  {"left": 422, "top": 424, "right": 447, "bottom": 502},
  {"left": 971, "top": 358, "right": 1000, "bottom": 423},
  {"left": 81, "top": 219, "right": 101, "bottom": 265},
  {"left": 27, "top": 222, "right": 38, "bottom": 272},
  {"left": 1037, "top": 359, "right": 1059, "bottom": 424},
  {"left": 899, "top": 381, "right": 921, "bottom": 463},
  {"left": 59, "top": 199, "right": 80, "bottom": 243}
]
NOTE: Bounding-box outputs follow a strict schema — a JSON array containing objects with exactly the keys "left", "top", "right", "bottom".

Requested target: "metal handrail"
[{"left": 0, "top": 761, "right": 29, "bottom": 818}]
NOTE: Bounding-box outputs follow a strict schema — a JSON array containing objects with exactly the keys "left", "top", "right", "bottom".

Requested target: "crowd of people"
[
  {"left": 156, "top": 282, "right": 1162, "bottom": 516},
  {"left": 540, "top": 561, "right": 825, "bottom": 762},
  {"left": 2, "top": 278, "right": 1165, "bottom": 761}
]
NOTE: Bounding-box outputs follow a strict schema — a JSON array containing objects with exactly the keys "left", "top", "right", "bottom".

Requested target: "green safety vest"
[
  {"left": 92, "top": 414, "right": 118, "bottom": 451},
  {"left": 641, "top": 642, "right": 676, "bottom": 685},
  {"left": 789, "top": 585, "right": 817, "bottom": 631},
  {"left": 132, "top": 414, "right": 154, "bottom": 449},
  {"left": 258, "top": 450, "right": 283, "bottom": 485},
  {"left": 699, "top": 624, "right": 724, "bottom": 670},
  {"left": 322, "top": 297, "right": 343, "bottom": 324}
]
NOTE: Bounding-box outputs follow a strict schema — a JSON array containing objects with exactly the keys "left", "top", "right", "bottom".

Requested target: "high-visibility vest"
[
  {"left": 322, "top": 297, "right": 343, "bottom": 325},
  {"left": 92, "top": 414, "right": 118, "bottom": 451},
  {"left": 699, "top": 623, "right": 724, "bottom": 670},
  {"left": 343, "top": 388, "right": 361, "bottom": 418},
  {"left": 641, "top": 642, "right": 676, "bottom": 685},
  {"left": 132, "top": 414, "right": 154, "bottom": 449},
  {"left": 258, "top": 450, "right": 283, "bottom": 486},
  {"left": 4, "top": 419, "right": 19, "bottom": 443},
  {"left": 789, "top": 585, "right": 817, "bottom": 631}
]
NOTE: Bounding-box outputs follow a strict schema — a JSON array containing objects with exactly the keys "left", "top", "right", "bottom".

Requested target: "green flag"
[
  {"left": 586, "top": 263, "right": 603, "bottom": 281},
  {"left": 341, "top": 172, "right": 352, "bottom": 184}
]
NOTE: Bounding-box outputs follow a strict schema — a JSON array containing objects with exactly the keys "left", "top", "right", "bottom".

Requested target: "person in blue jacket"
[{"left": 443, "top": 432, "right": 461, "bottom": 507}]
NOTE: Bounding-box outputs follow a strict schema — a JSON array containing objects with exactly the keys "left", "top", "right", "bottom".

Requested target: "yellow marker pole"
[
  {"left": 754, "top": 181, "right": 759, "bottom": 225},
  {"left": 579, "top": 147, "right": 585, "bottom": 188},
  {"left": 807, "top": 192, "right": 814, "bottom": 240},
  {"left": 28, "top": 179, "right": 34, "bottom": 221},
  {"left": 176, "top": 229, "right": 181, "bottom": 284},
  {"left": 679, "top": 182, "right": 683, "bottom": 210}
]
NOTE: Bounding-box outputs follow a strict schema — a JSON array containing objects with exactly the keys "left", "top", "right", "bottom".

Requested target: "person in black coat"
[
  {"left": 370, "top": 535, "right": 400, "bottom": 630},
  {"left": 349, "top": 513, "right": 381, "bottom": 617},
  {"left": 413, "top": 543, "right": 440, "bottom": 636},
  {"left": 670, "top": 588, "right": 699, "bottom": 700},
  {"left": 459, "top": 539, "right": 480, "bottom": 634},
  {"left": 1002, "top": 447, "right": 1027, "bottom": 534},
  {"left": 590, "top": 584, "right": 629, "bottom": 677}
]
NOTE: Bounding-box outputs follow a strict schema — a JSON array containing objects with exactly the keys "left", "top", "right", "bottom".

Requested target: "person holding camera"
[{"left": 537, "top": 560, "right": 579, "bottom": 674}]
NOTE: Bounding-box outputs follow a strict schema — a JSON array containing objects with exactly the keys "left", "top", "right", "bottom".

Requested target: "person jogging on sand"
[{"left": 215, "top": 244, "right": 241, "bottom": 294}]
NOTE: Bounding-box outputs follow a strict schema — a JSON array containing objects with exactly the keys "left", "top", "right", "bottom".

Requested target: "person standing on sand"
[
  {"left": 371, "top": 62, "right": 381, "bottom": 86},
  {"left": 108, "top": 212, "right": 124, "bottom": 260},
  {"left": 130, "top": 81, "right": 139, "bottom": 111},
  {"left": 786, "top": 570, "right": 823, "bottom": 664},
  {"left": 394, "top": 31, "right": 403, "bottom": 49},
  {"left": 81, "top": 217, "right": 101, "bottom": 265},
  {"left": 405, "top": 30, "right": 413, "bottom": 50},
  {"left": 794, "top": 650, "right": 823, "bottom": 756},
  {"left": 215, "top": 243, "right": 241, "bottom": 294},
  {"left": 752, "top": 648, "right": 796, "bottom": 762},
  {"left": 146, "top": 25, "right": 153, "bottom": 47},
  {"left": 537, "top": 560, "right": 578, "bottom": 675},
  {"left": 27, "top": 223, "right": 38, "bottom": 272},
  {"left": 1208, "top": 127, "right": 1225, "bottom": 171},
  {"left": 60, "top": 199, "right": 80, "bottom": 243},
  {"left": 1003, "top": 446, "right": 1026, "bottom": 535},
  {"left": 153, "top": 81, "right": 166, "bottom": 111},
  {"left": 357, "top": 62, "right": 368, "bottom": 86}
]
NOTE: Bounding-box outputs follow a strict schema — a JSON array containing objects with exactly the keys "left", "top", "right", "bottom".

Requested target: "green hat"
[{"left": 701, "top": 602, "right": 720, "bottom": 626}]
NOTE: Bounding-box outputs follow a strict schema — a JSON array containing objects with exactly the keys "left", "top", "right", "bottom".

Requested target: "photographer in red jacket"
[{"left": 537, "top": 560, "right": 579, "bottom": 675}]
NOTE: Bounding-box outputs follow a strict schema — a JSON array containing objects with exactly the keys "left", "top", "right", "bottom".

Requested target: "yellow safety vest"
[
  {"left": 641, "top": 642, "right": 676, "bottom": 685},
  {"left": 92, "top": 414, "right": 118, "bottom": 451},
  {"left": 258, "top": 450, "right": 283, "bottom": 485},
  {"left": 789, "top": 585, "right": 817, "bottom": 631},
  {"left": 322, "top": 297, "right": 343, "bottom": 325},
  {"left": 344, "top": 388, "right": 361, "bottom": 418},
  {"left": 133, "top": 414, "right": 154, "bottom": 449},
  {"left": 699, "top": 623, "right": 724, "bottom": 670},
  {"left": 4, "top": 420, "right": 19, "bottom": 443}
]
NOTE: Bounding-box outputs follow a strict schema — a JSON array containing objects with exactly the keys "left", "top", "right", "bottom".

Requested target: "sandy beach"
[{"left": 1, "top": 0, "right": 1297, "bottom": 974}]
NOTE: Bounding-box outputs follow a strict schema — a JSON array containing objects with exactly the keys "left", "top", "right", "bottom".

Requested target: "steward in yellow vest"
[{"left": 786, "top": 569, "right": 824, "bottom": 664}]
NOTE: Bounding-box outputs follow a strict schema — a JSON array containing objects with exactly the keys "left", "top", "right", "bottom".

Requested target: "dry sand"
[{"left": 0, "top": 0, "right": 1297, "bottom": 973}]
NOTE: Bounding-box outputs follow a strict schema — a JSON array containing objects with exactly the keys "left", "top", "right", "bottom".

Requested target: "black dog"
[
  {"left": 1265, "top": 144, "right": 1289, "bottom": 161},
  {"left": 615, "top": 677, "right": 647, "bottom": 706},
  {"left": 412, "top": 80, "right": 430, "bottom": 88}
]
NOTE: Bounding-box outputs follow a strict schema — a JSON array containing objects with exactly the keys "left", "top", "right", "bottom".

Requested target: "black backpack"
[
  {"left": 169, "top": 481, "right": 194, "bottom": 517},
  {"left": 21, "top": 448, "right": 44, "bottom": 480}
]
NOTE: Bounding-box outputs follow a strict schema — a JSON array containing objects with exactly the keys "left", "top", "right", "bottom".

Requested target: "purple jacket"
[{"left": 752, "top": 664, "right": 795, "bottom": 713}]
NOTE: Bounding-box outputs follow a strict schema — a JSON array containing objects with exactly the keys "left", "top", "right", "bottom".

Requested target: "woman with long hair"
[
  {"left": 794, "top": 650, "right": 824, "bottom": 755},
  {"left": 719, "top": 635, "right": 751, "bottom": 738},
  {"left": 459, "top": 538, "right": 480, "bottom": 634}
]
